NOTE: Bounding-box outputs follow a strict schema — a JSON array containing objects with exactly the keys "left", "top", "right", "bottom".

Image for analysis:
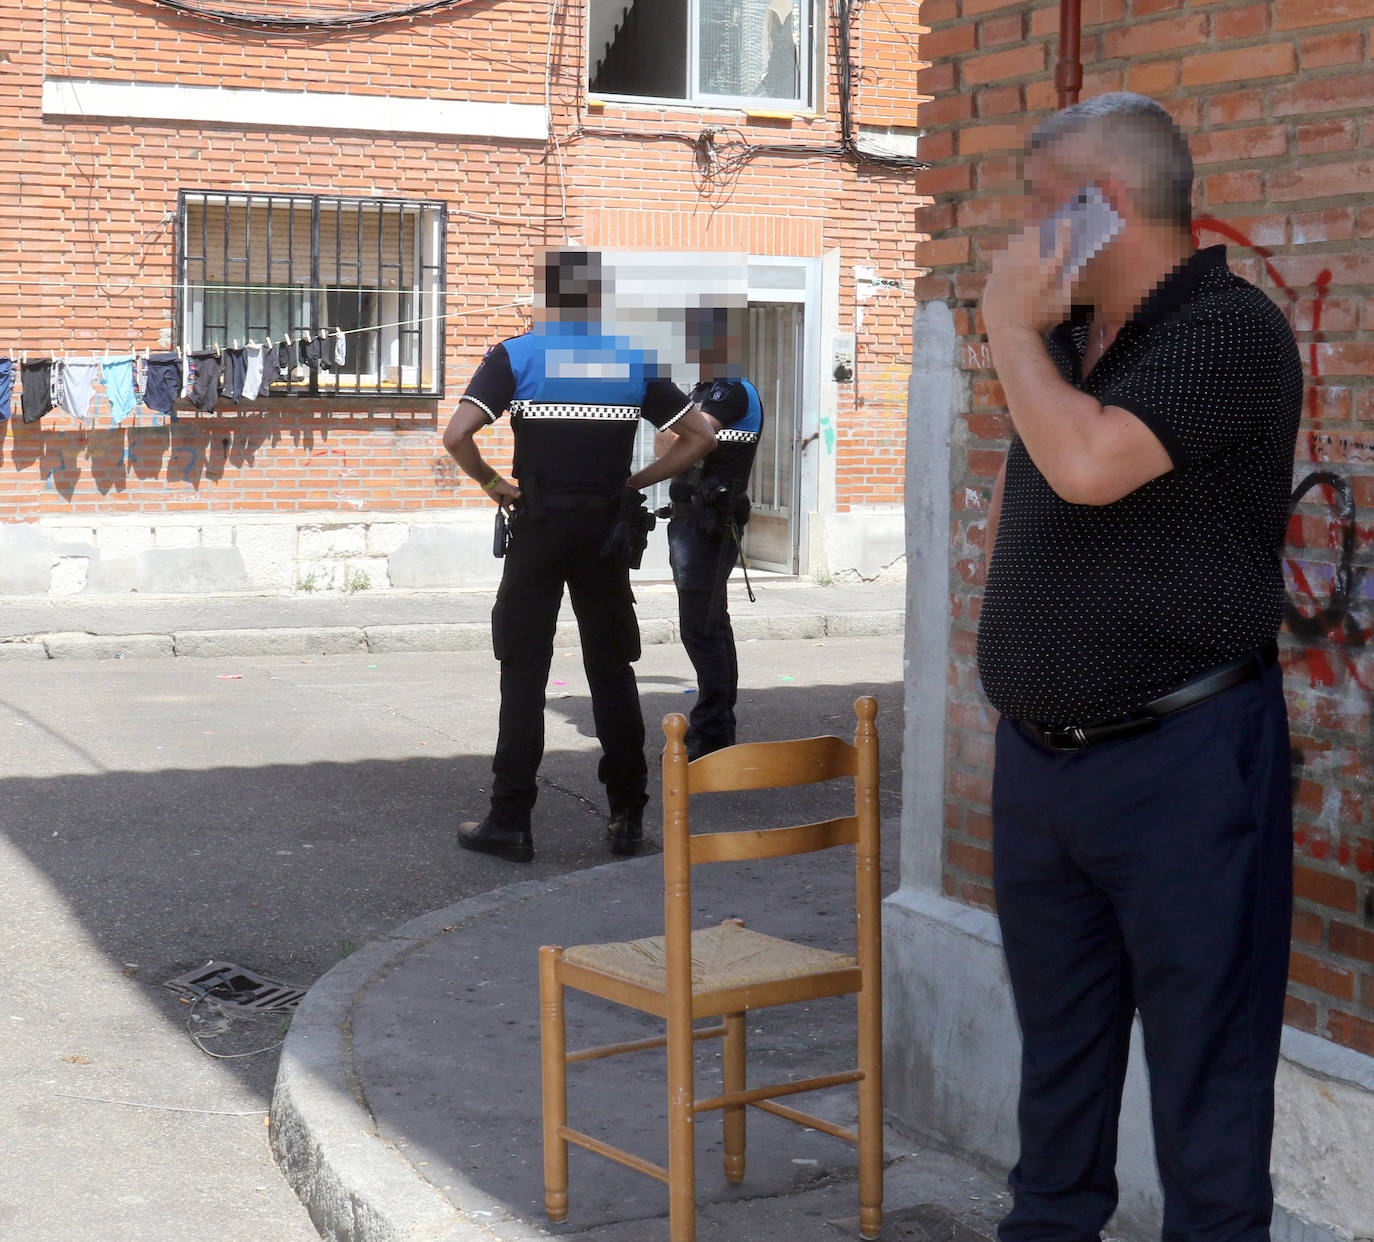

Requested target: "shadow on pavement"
[{"left": 2, "top": 677, "right": 903, "bottom": 1116}]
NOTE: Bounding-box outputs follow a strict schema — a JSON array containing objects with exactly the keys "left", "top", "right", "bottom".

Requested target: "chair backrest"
[{"left": 658, "top": 697, "right": 881, "bottom": 998}]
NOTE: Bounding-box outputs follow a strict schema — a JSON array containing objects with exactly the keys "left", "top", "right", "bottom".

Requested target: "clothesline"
[
  {"left": 1, "top": 299, "right": 533, "bottom": 359},
  {"left": 0, "top": 278, "right": 480, "bottom": 296},
  {"left": 0, "top": 256, "right": 582, "bottom": 294}
]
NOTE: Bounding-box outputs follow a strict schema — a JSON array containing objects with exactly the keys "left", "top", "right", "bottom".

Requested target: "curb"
[
  {"left": 0, "top": 610, "right": 904, "bottom": 661},
  {"left": 269, "top": 861, "right": 648, "bottom": 1242}
]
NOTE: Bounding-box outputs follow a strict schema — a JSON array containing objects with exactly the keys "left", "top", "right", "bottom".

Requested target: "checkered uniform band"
[{"left": 510, "top": 401, "right": 640, "bottom": 421}]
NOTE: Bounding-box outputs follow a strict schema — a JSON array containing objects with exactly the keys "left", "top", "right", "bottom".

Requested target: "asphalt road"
[{"left": 0, "top": 632, "right": 903, "bottom": 1242}]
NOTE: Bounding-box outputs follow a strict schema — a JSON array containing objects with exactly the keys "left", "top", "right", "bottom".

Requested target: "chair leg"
[
  {"left": 857, "top": 983, "right": 883, "bottom": 1240},
  {"left": 666, "top": 1015, "right": 697, "bottom": 1241},
  {"left": 539, "top": 946, "right": 569, "bottom": 1224},
  {"left": 722, "top": 1011, "right": 746, "bottom": 1184}
]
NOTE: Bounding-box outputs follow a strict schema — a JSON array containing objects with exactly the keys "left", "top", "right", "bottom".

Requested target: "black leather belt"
[
  {"left": 538, "top": 492, "right": 618, "bottom": 512},
  {"left": 1022, "top": 640, "right": 1278, "bottom": 753}
]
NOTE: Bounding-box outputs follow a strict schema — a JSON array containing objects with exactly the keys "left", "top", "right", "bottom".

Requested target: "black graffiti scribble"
[{"left": 1284, "top": 471, "right": 1366, "bottom": 647}]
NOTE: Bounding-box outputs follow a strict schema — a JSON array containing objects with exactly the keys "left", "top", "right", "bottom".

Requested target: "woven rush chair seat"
[{"left": 561, "top": 922, "right": 857, "bottom": 994}]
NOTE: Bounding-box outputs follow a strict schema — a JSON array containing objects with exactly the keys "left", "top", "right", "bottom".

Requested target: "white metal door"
[{"left": 741, "top": 301, "right": 803, "bottom": 573}]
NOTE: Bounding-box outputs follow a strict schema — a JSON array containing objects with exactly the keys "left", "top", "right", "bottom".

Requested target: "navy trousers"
[
  {"left": 488, "top": 508, "right": 648, "bottom": 828},
  {"left": 667, "top": 516, "right": 740, "bottom": 756},
  {"left": 992, "top": 663, "right": 1292, "bottom": 1242}
]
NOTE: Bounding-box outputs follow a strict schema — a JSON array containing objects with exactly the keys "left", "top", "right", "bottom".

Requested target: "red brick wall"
[
  {"left": 0, "top": 0, "right": 923, "bottom": 521},
  {"left": 922, "top": 0, "right": 1374, "bottom": 1055}
]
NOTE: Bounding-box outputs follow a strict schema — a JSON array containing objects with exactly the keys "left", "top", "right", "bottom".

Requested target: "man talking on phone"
[{"left": 977, "top": 94, "right": 1302, "bottom": 1242}]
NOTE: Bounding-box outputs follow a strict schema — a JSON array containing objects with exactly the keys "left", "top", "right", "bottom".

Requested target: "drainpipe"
[{"left": 1055, "top": 0, "right": 1083, "bottom": 108}]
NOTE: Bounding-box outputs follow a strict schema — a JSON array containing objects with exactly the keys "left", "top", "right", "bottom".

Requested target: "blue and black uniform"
[
  {"left": 666, "top": 377, "right": 763, "bottom": 759},
  {"left": 463, "top": 322, "right": 693, "bottom": 831}
]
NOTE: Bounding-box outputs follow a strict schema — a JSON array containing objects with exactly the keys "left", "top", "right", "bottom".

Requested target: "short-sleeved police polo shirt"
[
  {"left": 462, "top": 323, "right": 692, "bottom": 489},
  {"left": 976, "top": 245, "right": 1303, "bottom": 725}
]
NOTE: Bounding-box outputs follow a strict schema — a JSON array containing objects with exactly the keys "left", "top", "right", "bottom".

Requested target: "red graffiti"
[{"left": 1191, "top": 216, "right": 1331, "bottom": 420}]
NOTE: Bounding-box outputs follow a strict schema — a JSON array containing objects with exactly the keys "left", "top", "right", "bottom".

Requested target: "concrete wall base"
[
  {"left": 806, "top": 508, "right": 907, "bottom": 583},
  {"left": 882, "top": 888, "right": 1374, "bottom": 1242},
  {"left": 0, "top": 511, "right": 502, "bottom": 596},
  {"left": 2, "top": 507, "right": 907, "bottom": 596}
]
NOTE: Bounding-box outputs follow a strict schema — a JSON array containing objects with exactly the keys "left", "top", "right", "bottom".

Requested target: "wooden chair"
[{"left": 538, "top": 696, "right": 883, "bottom": 1241}]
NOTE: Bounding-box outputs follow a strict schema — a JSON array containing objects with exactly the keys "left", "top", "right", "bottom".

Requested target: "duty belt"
[
  {"left": 538, "top": 492, "right": 619, "bottom": 512},
  {"left": 1022, "top": 640, "right": 1278, "bottom": 753}
]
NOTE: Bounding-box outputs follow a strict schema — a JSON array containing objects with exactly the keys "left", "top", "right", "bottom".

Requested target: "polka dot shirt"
[{"left": 976, "top": 245, "right": 1304, "bottom": 726}]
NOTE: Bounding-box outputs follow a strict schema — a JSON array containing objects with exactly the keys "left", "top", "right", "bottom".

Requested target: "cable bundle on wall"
[{"left": 139, "top": 0, "right": 482, "bottom": 31}]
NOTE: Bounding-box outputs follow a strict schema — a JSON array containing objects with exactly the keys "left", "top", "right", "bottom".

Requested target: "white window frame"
[{"left": 586, "top": 0, "right": 820, "bottom": 113}]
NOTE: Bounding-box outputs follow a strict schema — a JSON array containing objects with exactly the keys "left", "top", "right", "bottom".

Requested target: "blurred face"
[
  {"left": 1025, "top": 137, "right": 1128, "bottom": 302},
  {"left": 534, "top": 251, "right": 603, "bottom": 323},
  {"left": 684, "top": 305, "right": 748, "bottom": 375}
]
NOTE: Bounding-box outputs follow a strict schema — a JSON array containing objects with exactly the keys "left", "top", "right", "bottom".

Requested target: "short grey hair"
[{"left": 1030, "top": 92, "right": 1194, "bottom": 231}]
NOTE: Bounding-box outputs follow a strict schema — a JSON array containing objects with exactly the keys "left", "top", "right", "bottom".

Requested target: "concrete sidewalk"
[
  {"left": 270, "top": 847, "right": 1011, "bottom": 1242},
  {"left": 0, "top": 575, "right": 905, "bottom": 660}
]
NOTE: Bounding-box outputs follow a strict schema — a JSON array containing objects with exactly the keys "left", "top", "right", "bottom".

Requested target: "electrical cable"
[
  {"left": 185, "top": 992, "right": 287, "bottom": 1060},
  {"left": 139, "top": 0, "right": 484, "bottom": 32}
]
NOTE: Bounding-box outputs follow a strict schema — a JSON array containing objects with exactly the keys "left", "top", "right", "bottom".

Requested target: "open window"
[
  {"left": 177, "top": 192, "right": 447, "bottom": 397},
  {"left": 588, "top": 0, "right": 814, "bottom": 110}
]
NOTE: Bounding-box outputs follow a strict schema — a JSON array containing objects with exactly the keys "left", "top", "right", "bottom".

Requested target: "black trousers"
[
  {"left": 667, "top": 517, "right": 739, "bottom": 754},
  {"left": 992, "top": 663, "right": 1292, "bottom": 1242},
  {"left": 488, "top": 509, "right": 647, "bottom": 828}
]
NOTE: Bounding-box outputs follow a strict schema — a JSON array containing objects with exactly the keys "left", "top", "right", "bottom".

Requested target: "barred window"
[{"left": 177, "top": 192, "right": 447, "bottom": 398}]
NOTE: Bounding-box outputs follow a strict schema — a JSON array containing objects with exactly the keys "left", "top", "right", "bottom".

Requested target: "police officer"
[
  {"left": 655, "top": 377, "right": 763, "bottom": 760},
  {"left": 441, "top": 250, "right": 716, "bottom": 863}
]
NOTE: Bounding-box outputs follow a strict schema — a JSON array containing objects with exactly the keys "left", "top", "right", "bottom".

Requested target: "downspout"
[{"left": 1055, "top": 0, "right": 1083, "bottom": 107}]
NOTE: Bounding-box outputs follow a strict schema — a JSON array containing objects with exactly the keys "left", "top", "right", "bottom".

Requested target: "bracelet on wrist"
[{"left": 481, "top": 474, "right": 502, "bottom": 493}]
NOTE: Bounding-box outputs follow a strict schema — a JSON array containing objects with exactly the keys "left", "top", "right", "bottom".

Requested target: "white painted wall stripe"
[{"left": 41, "top": 78, "right": 548, "bottom": 143}]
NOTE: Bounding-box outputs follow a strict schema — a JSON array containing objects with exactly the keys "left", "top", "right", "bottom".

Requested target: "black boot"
[
  {"left": 607, "top": 808, "right": 643, "bottom": 857},
  {"left": 458, "top": 818, "right": 534, "bottom": 863}
]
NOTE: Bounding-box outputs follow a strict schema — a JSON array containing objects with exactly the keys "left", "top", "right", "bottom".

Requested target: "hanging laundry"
[
  {"left": 241, "top": 343, "right": 264, "bottom": 401},
  {"left": 333, "top": 329, "right": 346, "bottom": 369},
  {"left": 20, "top": 359, "right": 54, "bottom": 424},
  {"left": 224, "top": 346, "right": 247, "bottom": 404},
  {"left": 261, "top": 342, "right": 282, "bottom": 388},
  {"left": 132, "top": 353, "right": 148, "bottom": 405},
  {"left": 0, "top": 357, "right": 12, "bottom": 421},
  {"left": 144, "top": 352, "right": 183, "bottom": 417},
  {"left": 101, "top": 356, "right": 137, "bottom": 426},
  {"left": 304, "top": 335, "right": 325, "bottom": 373},
  {"left": 189, "top": 350, "right": 224, "bottom": 412},
  {"left": 296, "top": 335, "right": 312, "bottom": 371},
  {"left": 316, "top": 333, "right": 333, "bottom": 374},
  {"left": 60, "top": 358, "right": 101, "bottom": 425}
]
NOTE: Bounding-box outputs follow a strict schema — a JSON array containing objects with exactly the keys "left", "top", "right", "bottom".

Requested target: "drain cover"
[
  {"left": 164, "top": 960, "right": 307, "bottom": 1012},
  {"left": 829, "top": 1203, "right": 997, "bottom": 1242}
]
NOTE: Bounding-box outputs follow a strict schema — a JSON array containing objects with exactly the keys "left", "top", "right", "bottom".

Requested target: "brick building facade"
[
  {"left": 888, "top": 0, "right": 1373, "bottom": 1234},
  {"left": 0, "top": 0, "right": 924, "bottom": 593}
]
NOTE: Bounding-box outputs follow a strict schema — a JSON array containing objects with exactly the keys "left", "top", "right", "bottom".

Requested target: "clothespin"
[
  {"left": 247, "top": 337, "right": 257, "bottom": 349},
  {"left": 318, "top": 327, "right": 328, "bottom": 339},
  {"left": 232, "top": 338, "right": 239, "bottom": 350},
  {"left": 215, "top": 343, "right": 221, "bottom": 358}
]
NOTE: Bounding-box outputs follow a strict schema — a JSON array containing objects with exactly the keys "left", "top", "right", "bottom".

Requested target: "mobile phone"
[
  {"left": 1040, "top": 185, "right": 1124, "bottom": 282},
  {"left": 492, "top": 508, "right": 509, "bottom": 558}
]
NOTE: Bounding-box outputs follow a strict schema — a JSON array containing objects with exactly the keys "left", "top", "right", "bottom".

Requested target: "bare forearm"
[
  {"left": 630, "top": 433, "right": 710, "bottom": 489},
  {"left": 991, "top": 327, "right": 1102, "bottom": 487},
  {"left": 441, "top": 399, "right": 520, "bottom": 505},
  {"left": 447, "top": 434, "right": 497, "bottom": 486}
]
